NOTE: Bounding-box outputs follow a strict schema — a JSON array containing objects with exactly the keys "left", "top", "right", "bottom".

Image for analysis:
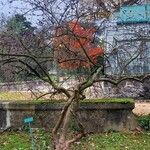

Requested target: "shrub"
[{"left": 137, "top": 115, "right": 150, "bottom": 131}]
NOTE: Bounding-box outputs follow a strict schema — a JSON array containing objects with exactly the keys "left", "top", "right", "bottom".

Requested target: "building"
[{"left": 104, "top": 0, "right": 150, "bottom": 75}]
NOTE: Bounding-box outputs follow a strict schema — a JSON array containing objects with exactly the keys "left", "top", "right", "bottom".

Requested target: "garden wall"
[{"left": 0, "top": 101, "right": 137, "bottom": 133}]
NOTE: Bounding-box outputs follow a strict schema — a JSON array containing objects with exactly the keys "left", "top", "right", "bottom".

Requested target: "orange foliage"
[{"left": 53, "top": 21, "right": 103, "bottom": 69}]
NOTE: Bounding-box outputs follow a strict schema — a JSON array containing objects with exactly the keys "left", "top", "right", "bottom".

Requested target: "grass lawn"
[
  {"left": 73, "top": 132, "right": 150, "bottom": 150},
  {"left": 0, "top": 92, "right": 134, "bottom": 103},
  {"left": 0, "top": 91, "right": 50, "bottom": 101},
  {"left": 0, "top": 91, "right": 35, "bottom": 101},
  {"left": 0, "top": 131, "right": 149, "bottom": 150},
  {"left": 0, "top": 129, "right": 51, "bottom": 150}
]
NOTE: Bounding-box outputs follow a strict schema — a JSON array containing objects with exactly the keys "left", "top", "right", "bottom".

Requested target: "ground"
[
  {"left": 133, "top": 102, "right": 150, "bottom": 115},
  {"left": 0, "top": 131, "right": 150, "bottom": 150}
]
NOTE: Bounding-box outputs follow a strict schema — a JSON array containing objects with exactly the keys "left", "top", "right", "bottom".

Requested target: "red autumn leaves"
[{"left": 53, "top": 21, "right": 103, "bottom": 69}]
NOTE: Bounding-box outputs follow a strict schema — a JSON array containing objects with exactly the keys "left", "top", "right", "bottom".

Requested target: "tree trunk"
[{"left": 53, "top": 92, "right": 81, "bottom": 150}]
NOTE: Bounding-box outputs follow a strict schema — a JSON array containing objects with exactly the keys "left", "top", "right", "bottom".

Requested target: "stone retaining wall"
[{"left": 0, "top": 102, "right": 137, "bottom": 133}]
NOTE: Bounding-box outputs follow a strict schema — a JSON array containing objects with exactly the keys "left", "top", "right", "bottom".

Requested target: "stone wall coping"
[{"left": 0, "top": 102, "right": 134, "bottom": 111}]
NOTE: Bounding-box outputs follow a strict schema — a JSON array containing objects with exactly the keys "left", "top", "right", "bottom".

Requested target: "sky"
[{"left": 0, "top": 0, "right": 41, "bottom": 26}]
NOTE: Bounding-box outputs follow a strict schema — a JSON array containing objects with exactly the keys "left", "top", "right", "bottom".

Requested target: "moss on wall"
[{"left": 25, "top": 98, "right": 134, "bottom": 105}]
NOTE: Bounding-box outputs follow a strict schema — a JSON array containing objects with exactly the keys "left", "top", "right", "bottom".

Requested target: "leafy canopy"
[{"left": 53, "top": 21, "right": 103, "bottom": 69}]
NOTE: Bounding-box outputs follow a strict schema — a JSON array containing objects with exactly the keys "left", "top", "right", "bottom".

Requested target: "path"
[{"left": 133, "top": 102, "right": 150, "bottom": 116}]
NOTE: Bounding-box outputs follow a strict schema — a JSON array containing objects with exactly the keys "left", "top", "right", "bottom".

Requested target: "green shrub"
[{"left": 137, "top": 115, "right": 150, "bottom": 131}]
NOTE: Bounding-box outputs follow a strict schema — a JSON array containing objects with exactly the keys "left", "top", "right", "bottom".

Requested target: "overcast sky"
[
  {"left": 0, "top": 0, "right": 40, "bottom": 26},
  {"left": 0, "top": 0, "right": 72, "bottom": 27}
]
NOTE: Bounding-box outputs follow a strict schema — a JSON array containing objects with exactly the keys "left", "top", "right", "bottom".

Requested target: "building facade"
[{"left": 105, "top": 0, "right": 150, "bottom": 75}]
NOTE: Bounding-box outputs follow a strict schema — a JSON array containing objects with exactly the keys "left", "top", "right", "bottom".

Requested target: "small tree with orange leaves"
[
  {"left": 2, "top": 0, "right": 142, "bottom": 150},
  {"left": 53, "top": 21, "right": 103, "bottom": 69}
]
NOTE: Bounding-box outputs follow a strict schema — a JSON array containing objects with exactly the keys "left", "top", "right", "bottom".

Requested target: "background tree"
[
  {"left": 6, "top": 14, "right": 36, "bottom": 34},
  {"left": 0, "top": 14, "right": 52, "bottom": 82}
]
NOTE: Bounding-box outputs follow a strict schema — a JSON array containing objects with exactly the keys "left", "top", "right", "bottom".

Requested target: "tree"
[
  {"left": 0, "top": 14, "right": 51, "bottom": 82},
  {"left": 1, "top": 0, "right": 146, "bottom": 149},
  {"left": 6, "top": 14, "right": 36, "bottom": 34},
  {"left": 53, "top": 21, "right": 103, "bottom": 69}
]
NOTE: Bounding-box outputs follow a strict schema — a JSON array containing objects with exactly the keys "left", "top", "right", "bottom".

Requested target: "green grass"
[
  {"left": 73, "top": 132, "right": 150, "bottom": 150},
  {"left": 0, "top": 132, "right": 30, "bottom": 150},
  {"left": 0, "top": 131, "right": 149, "bottom": 150},
  {"left": 0, "top": 129, "right": 51, "bottom": 150}
]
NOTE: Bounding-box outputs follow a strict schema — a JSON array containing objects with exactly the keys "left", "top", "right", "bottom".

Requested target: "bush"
[{"left": 137, "top": 115, "right": 150, "bottom": 131}]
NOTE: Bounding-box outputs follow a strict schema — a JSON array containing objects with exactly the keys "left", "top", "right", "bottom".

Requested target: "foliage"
[
  {"left": 53, "top": 21, "right": 104, "bottom": 69},
  {"left": 137, "top": 115, "right": 150, "bottom": 131},
  {"left": 6, "top": 14, "right": 36, "bottom": 34}
]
